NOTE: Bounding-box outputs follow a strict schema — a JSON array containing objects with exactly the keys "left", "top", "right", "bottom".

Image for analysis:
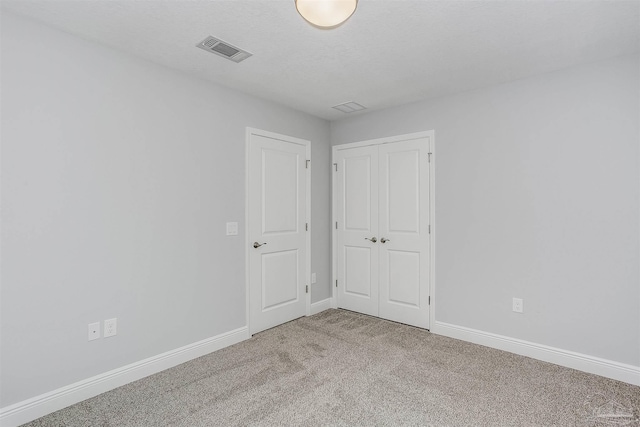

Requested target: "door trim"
[
  {"left": 331, "top": 130, "right": 435, "bottom": 329},
  {"left": 245, "top": 127, "right": 311, "bottom": 335}
]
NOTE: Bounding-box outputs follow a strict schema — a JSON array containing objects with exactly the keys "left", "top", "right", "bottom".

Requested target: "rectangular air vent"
[
  {"left": 332, "top": 101, "right": 367, "bottom": 113},
  {"left": 196, "top": 36, "right": 252, "bottom": 63}
]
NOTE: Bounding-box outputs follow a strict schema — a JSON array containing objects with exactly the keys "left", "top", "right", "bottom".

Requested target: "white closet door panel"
[
  {"left": 379, "top": 138, "right": 430, "bottom": 328},
  {"left": 336, "top": 146, "right": 379, "bottom": 317}
]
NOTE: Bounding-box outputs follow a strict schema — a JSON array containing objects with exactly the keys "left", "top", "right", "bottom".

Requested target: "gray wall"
[
  {"left": 331, "top": 54, "right": 640, "bottom": 367},
  {"left": 0, "top": 12, "right": 331, "bottom": 407},
  {"left": 2, "top": 7, "right": 638, "bottom": 410}
]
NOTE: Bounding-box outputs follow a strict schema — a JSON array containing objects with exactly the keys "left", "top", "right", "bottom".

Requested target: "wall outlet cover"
[
  {"left": 88, "top": 322, "right": 100, "bottom": 341},
  {"left": 104, "top": 318, "right": 117, "bottom": 338},
  {"left": 513, "top": 298, "right": 524, "bottom": 313}
]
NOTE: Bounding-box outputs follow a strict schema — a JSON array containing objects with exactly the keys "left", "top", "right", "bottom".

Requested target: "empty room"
[{"left": 1, "top": 0, "right": 639, "bottom": 426}]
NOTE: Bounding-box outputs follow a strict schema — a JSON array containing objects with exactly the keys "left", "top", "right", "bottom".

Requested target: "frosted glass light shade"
[{"left": 295, "top": 0, "right": 357, "bottom": 28}]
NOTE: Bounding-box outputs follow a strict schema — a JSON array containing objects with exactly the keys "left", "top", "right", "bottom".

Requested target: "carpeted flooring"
[{"left": 23, "top": 309, "right": 640, "bottom": 426}]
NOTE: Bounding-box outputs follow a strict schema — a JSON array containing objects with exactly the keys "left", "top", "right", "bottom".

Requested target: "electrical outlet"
[
  {"left": 311, "top": 273, "right": 317, "bottom": 284},
  {"left": 88, "top": 322, "right": 100, "bottom": 341},
  {"left": 104, "top": 318, "right": 117, "bottom": 338},
  {"left": 512, "top": 298, "right": 523, "bottom": 313}
]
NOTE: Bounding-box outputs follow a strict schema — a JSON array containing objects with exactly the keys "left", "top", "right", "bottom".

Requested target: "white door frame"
[
  {"left": 331, "top": 130, "right": 435, "bottom": 329},
  {"left": 245, "top": 127, "right": 311, "bottom": 334}
]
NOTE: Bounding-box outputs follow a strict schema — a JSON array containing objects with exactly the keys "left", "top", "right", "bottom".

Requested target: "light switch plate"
[
  {"left": 226, "top": 222, "right": 238, "bottom": 236},
  {"left": 311, "top": 273, "right": 317, "bottom": 284}
]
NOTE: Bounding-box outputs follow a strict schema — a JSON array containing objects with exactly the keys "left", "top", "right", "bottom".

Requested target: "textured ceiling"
[{"left": 2, "top": 0, "right": 639, "bottom": 120}]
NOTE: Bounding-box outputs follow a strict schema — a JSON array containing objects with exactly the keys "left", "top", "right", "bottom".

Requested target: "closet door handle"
[
  {"left": 364, "top": 237, "right": 377, "bottom": 243},
  {"left": 380, "top": 238, "right": 390, "bottom": 243},
  {"left": 253, "top": 242, "right": 267, "bottom": 249}
]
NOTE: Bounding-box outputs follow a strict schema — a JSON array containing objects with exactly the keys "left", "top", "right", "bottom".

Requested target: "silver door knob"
[
  {"left": 253, "top": 242, "right": 267, "bottom": 248},
  {"left": 381, "top": 238, "right": 390, "bottom": 243},
  {"left": 364, "top": 237, "right": 377, "bottom": 243}
]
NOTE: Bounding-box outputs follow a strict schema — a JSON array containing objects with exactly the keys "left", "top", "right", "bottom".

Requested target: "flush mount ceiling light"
[{"left": 295, "top": 0, "right": 358, "bottom": 28}]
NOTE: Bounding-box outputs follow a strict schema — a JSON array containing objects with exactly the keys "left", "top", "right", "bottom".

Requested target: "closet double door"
[{"left": 334, "top": 134, "right": 431, "bottom": 329}]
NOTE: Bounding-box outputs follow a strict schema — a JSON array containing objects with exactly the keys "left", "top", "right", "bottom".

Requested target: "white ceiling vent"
[
  {"left": 332, "top": 101, "right": 367, "bottom": 114},
  {"left": 196, "top": 36, "right": 252, "bottom": 63}
]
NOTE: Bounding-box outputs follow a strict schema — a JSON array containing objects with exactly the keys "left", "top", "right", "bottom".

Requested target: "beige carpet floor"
[{"left": 24, "top": 309, "right": 640, "bottom": 426}]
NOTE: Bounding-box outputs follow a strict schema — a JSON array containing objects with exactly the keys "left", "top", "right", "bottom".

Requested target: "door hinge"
[
  {"left": 428, "top": 152, "right": 432, "bottom": 163},
  {"left": 306, "top": 223, "right": 308, "bottom": 231},
  {"left": 306, "top": 160, "right": 310, "bottom": 169},
  {"left": 335, "top": 221, "right": 338, "bottom": 229},
  {"left": 333, "top": 163, "right": 337, "bottom": 172},
  {"left": 306, "top": 285, "right": 309, "bottom": 293},
  {"left": 429, "top": 295, "right": 431, "bottom": 305},
  {"left": 335, "top": 279, "right": 338, "bottom": 287},
  {"left": 429, "top": 224, "right": 431, "bottom": 234}
]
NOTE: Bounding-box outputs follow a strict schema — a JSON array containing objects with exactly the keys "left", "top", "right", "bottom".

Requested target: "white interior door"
[
  {"left": 378, "top": 139, "right": 430, "bottom": 328},
  {"left": 248, "top": 129, "right": 309, "bottom": 335},
  {"left": 335, "top": 146, "right": 379, "bottom": 316},
  {"left": 334, "top": 133, "right": 432, "bottom": 329}
]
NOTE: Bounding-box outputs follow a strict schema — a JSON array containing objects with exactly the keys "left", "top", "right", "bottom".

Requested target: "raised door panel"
[
  {"left": 387, "top": 149, "right": 420, "bottom": 234},
  {"left": 261, "top": 249, "right": 299, "bottom": 311},
  {"left": 344, "top": 246, "right": 372, "bottom": 297},
  {"left": 262, "top": 149, "right": 298, "bottom": 235},
  {"left": 387, "top": 250, "right": 420, "bottom": 307},
  {"left": 344, "top": 155, "right": 372, "bottom": 232}
]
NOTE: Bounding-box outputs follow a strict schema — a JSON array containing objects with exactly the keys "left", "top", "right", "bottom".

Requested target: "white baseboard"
[
  {"left": 6, "top": 319, "right": 635, "bottom": 427},
  {"left": 0, "top": 327, "right": 250, "bottom": 427},
  {"left": 310, "top": 298, "right": 332, "bottom": 315},
  {"left": 431, "top": 321, "right": 640, "bottom": 386}
]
